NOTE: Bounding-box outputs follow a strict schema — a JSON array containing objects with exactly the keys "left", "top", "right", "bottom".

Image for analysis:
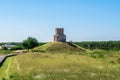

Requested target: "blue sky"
[{"left": 0, "top": 0, "right": 120, "bottom": 42}]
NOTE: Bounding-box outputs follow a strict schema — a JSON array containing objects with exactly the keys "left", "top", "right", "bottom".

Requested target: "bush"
[
  {"left": 22, "top": 37, "right": 39, "bottom": 50},
  {"left": 10, "top": 46, "right": 24, "bottom": 50}
]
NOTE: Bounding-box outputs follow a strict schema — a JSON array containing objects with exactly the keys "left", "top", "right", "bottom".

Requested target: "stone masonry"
[{"left": 54, "top": 28, "right": 66, "bottom": 42}]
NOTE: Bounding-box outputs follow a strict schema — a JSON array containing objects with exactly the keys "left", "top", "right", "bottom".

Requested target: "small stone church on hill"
[{"left": 54, "top": 28, "right": 66, "bottom": 42}]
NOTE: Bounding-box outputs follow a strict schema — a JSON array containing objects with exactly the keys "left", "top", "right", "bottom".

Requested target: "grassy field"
[{"left": 1, "top": 50, "right": 120, "bottom": 80}]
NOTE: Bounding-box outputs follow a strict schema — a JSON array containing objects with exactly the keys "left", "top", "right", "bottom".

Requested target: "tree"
[
  {"left": 1, "top": 46, "right": 8, "bottom": 50},
  {"left": 22, "top": 37, "right": 39, "bottom": 51}
]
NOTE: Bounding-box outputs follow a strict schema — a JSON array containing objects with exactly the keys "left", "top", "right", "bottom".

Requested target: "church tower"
[{"left": 54, "top": 28, "right": 66, "bottom": 42}]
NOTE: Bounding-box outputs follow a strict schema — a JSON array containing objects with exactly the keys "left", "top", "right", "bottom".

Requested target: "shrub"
[
  {"left": 22, "top": 37, "right": 39, "bottom": 50},
  {"left": 10, "top": 46, "right": 24, "bottom": 50}
]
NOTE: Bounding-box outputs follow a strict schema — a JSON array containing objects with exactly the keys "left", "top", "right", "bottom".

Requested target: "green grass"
[
  {"left": 0, "top": 57, "right": 12, "bottom": 79},
  {"left": 1, "top": 50, "right": 120, "bottom": 80},
  {"left": 32, "top": 42, "right": 87, "bottom": 53},
  {"left": 0, "top": 50, "right": 12, "bottom": 56}
]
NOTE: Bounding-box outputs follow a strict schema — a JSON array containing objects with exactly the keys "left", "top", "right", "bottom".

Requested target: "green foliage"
[
  {"left": 90, "top": 50, "right": 106, "bottom": 58},
  {"left": 39, "top": 42, "right": 46, "bottom": 46},
  {"left": 0, "top": 50, "right": 11, "bottom": 55},
  {"left": 10, "top": 46, "right": 24, "bottom": 50},
  {"left": 0, "top": 43, "right": 6, "bottom": 46},
  {"left": 22, "top": 37, "right": 39, "bottom": 50},
  {"left": 74, "top": 41, "right": 120, "bottom": 50},
  {"left": 1, "top": 46, "right": 8, "bottom": 50}
]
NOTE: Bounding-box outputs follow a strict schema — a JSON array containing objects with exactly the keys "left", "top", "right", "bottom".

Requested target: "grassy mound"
[{"left": 32, "top": 42, "right": 87, "bottom": 53}]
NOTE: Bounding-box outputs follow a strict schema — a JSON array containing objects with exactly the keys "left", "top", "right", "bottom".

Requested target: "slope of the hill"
[{"left": 32, "top": 42, "right": 87, "bottom": 53}]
